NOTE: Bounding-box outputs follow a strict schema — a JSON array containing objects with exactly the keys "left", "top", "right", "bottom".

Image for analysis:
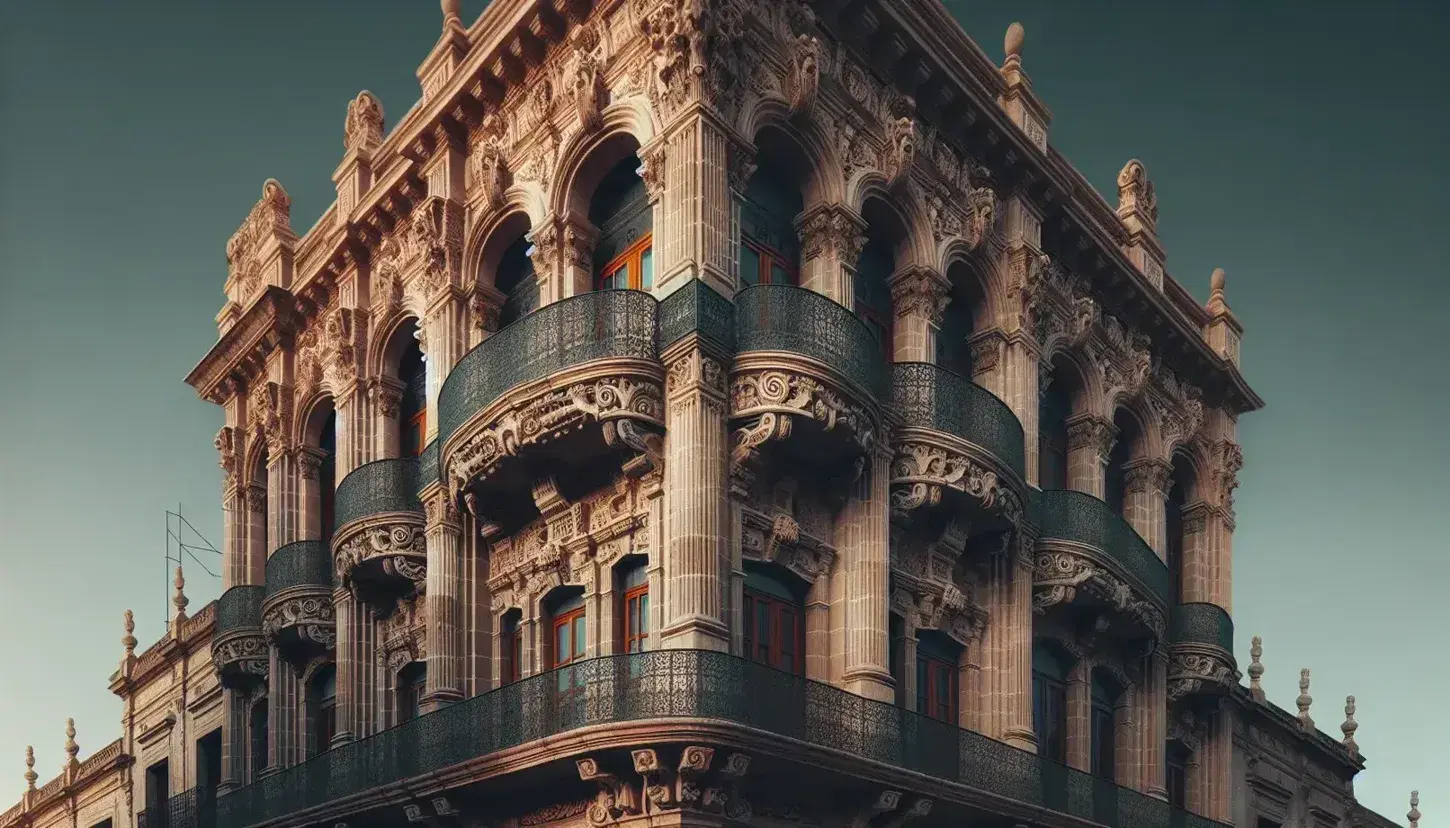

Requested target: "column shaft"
[{"left": 838, "top": 447, "right": 893, "bottom": 702}]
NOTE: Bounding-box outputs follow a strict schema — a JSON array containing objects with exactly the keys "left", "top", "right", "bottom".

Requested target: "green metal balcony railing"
[
  {"left": 734, "top": 284, "right": 889, "bottom": 399},
  {"left": 892, "top": 362, "right": 1026, "bottom": 478},
  {"left": 435, "top": 290, "right": 660, "bottom": 463},
  {"left": 658, "top": 278, "right": 735, "bottom": 353},
  {"left": 1029, "top": 489, "right": 1170, "bottom": 610},
  {"left": 417, "top": 441, "right": 439, "bottom": 495},
  {"left": 215, "top": 586, "right": 265, "bottom": 637},
  {"left": 333, "top": 457, "right": 422, "bottom": 532},
  {"left": 263, "top": 541, "right": 333, "bottom": 597},
  {"left": 1170, "top": 603, "right": 1235, "bottom": 653},
  {"left": 140, "top": 787, "right": 214, "bottom": 828},
  {"left": 215, "top": 650, "right": 1229, "bottom": 828}
]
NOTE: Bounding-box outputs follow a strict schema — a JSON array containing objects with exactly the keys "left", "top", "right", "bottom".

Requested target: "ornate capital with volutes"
[
  {"left": 1123, "top": 458, "right": 1173, "bottom": 497},
  {"left": 1066, "top": 414, "right": 1116, "bottom": 457},
  {"left": 887, "top": 266, "right": 951, "bottom": 326},
  {"left": 795, "top": 202, "right": 867, "bottom": 264}
]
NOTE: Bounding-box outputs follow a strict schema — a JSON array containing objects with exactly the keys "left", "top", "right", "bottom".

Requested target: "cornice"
[
  {"left": 108, "top": 600, "right": 219, "bottom": 695},
  {"left": 1228, "top": 684, "right": 1366, "bottom": 776},
  {"left": 820, "top": 0, "right": 1263, "bottom": 414},
  {"left": 185, "top": 286, "right": 301, "bottom": 404}
]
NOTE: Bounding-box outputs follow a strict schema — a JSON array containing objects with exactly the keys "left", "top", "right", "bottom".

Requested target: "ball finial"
[
  {"left": 441, "top": 0, "right": 461, "bottom": 24},
  {"left": 1004, "top": 22, "right": 1025, "bottom": 60},
  {"left": 1211, "top": 267, "right": 1226, "bottom": 293}
]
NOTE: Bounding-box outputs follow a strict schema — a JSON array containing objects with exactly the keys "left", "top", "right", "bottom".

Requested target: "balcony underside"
[
  {"left": 334, "top": 514, "right": 427, "bottom": 613},
  {"left": 1167, "top": 643, "right": 1239, "bottom": 705},
  {"left": 890, "top": 425, "right": 1026, "bottom": 535},
  {"left": 1031, "top": 540, "right": 1167, "bottom": 646},
  {"left": 212, "top": 630, "right": 269, "bottom": 691},
  {"left": 729, "top": 352, "right": 880, "bottom": 497},
  {"left": 261, "top": 587, "right": 336, "bottom": 663},
  {"left": 441, "top": 359, "right": 665, "bottom": 528}
]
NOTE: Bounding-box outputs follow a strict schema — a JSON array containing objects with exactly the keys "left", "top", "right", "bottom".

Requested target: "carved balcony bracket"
[
  {"left": 889, "top": 438, "right": 1023, "bottom": 525},
  {"left": 1167, "top": 645, "right": 1240, "bottom": 704},
  {"left": 1032, "top": 547, "right": 1166, "bottom": 643},
  {"left": 577, "top": 747, "right": 752, "bottom": 827},
  {"left": 334, "top": 518, "right": 428, "bottom": 612},
  {"left": 740, "top": 508, "right": 837, "bottom": 585}
]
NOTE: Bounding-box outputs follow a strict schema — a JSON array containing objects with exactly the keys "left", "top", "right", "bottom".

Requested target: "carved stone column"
[
  {"left": 1135, "top": 646, "right": 1169, "bottom": 798},
  {"left": 243, "top": 482, "right": 267, "bottom": 589},
  {"left": 977, "top": 530, "right": 1037, "bottom": 750},
  {"left": 1194, "top": 707, "right": 1233, "bottom": 820},
  {"left": 888, "top": 266, "right": 950, "bottom": 363},
  {"left": 1123, "top": 459, "right": 1172, "bottom": 558},
  {"left": 1066, "top": 414, "right": 1114, "bottom": 498},
  {"left": 422, "top": 488, "right": 464, "bottom": 708},
  {"left": 331, "top": 583, "right": 356, "bottom": 746},
  {"left": 838, "top": 444, "right": 894, "bottom": 703},
  {"left": 421, "top": 297, "right": 469, "bottom": 446},
  {"left": 796, "top": 203, "right": 865, "bottom": 306},
  {"left": 266, "top": 447, "right": 298, "bottom": 550},
  {"left": 266, "top": 655, "right": 299, "bottom": 771},
  {"left": 333, "top": 378, "right": 375, "bottom": 479},
  {"left": 660, "top": 340, "right": 730, "bottom": 650},
  {"left": 371, "top": 377, "right": 404, "bottom": 459},
  {"left": 219, "top": 688, "right": 247, "bottom": 793}
]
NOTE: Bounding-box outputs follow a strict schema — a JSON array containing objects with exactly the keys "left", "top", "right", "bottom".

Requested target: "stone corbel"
[
  {"left": 604, "top": 419, "right": 665, "bottom": 479},
  {"left": 786, "top": 33, "right": 820, "bottom": 119},
  {"left": 729, "top": 411, "right": 792, "bottom": 492},
  {"left": 851, "top": 791, "right": 931, "bottom": 828},
  {"left": 578, "top": 758, "right": 640, "bottom": 827},
  {"left": 573, "top": 44, "right": 608, "bottom": 135},
  {"left": 889, "top": 441, "right": 1021, "bottom": 524}
]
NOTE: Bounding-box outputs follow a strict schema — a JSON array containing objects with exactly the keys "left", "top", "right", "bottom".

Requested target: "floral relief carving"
[
  {"left": 882, "top": 112, "right": 917, "bottom": 189},
  {"left": 796, "top": 204, "right": 865, "bottom": 263},
  {"left": 226, "top": 180, "right": 292, "bottom": 298},
  {"left": 729, "top": 369, "right": 874, "bottom": 487},
  {"left": 343, "top": 90, "right": 385, "bottom": 154},
  {"left": 889, "top": 441, "right": 1022, "bottom": 525},
  {"left": 405, "top": 196, "right": 457, "bottom": 300},
  {"left": 261, "top": 594, "right": 336, "bottom": 649},
  {"left": 573, "top": 43, "right": 608, "bottom": 135},
  {"left": 212, "top": 633, "right": 269, "bottom": 685},
  {"left": 1167, "top": 650, "right": 1238, "bottom": 703},
  {"left": 579, "top": 747, "right": 751, "bottom": 826},
  {"left": 467, "top": 134, "right": 510, "bottom": 212},
  {"left": 638, "top": 143, "right": 668, "bottom": 202},
  {"left": 888, "top": 267, "right": 951, "bottom": 325},
  {"left": 249, "top": 381, "right": 293, "bottom": 457},
  {"left": 334, "top": 522, "right": 428, "bottom": 594},
  {"left": 215, "top": 426, "right": 238, "bottom": 488},
  {"left": 739, "top": 509, "right": 835, "bottom": 584},
  {"left": 893, "top": 574, "right": 987, "bottom": 647},
  {"left": 447, "top": 377, "right": 665, "bottom": 501},
  {"left": 785, "top": 33, "right": 820, "bottom": 118},
  {"left": 636, "top": 0, "right": 748, "bottom": 123}
]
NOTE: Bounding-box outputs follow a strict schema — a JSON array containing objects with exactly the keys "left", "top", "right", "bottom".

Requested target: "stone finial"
[
  {"left": 441, "top": 0, "right": 461, "bottom": 26},
  {"left": 121, "top": 609, "right": 137, "bottom": 660},
  {"left": 172, "top": 566, "right": 189, "bottom": 635},
  {"left": 1296, "top": 668, "right": 1314, "bottom": 731},
  {"left": 23, "top": 746, "right": 36, "bottom": 791},
  {"left": 343, "top": 90, "right": 385, "bottom": 154},
  {"left": 1247, "top": 635, "right": 1265, "bottom": 700},
  {"left": 1116, "top": 159, "right": 1159, "bottom": 229},
  {"left": 1004, "top": 22, "right": 1025, "bottom": 66},
  {"left": 1207, "top": 268, "right": 1229, "bottom": 314},
  {"left": 63, "top": 718, "right": 79, "bottom": 771},
  {"left": 1408, "top": 791, "right": 1420, "bottom": 828},
  {"left": 1340, "top": 696, "right": 1359, "bottom": 755}
]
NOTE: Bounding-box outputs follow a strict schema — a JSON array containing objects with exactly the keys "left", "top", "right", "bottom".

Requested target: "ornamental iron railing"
[
  {"left": 658, "top": 278, "right": 735, "bottom": 353},
  {"left": 891, "top": 362, "right": 1026, "bottom": 478},
  {"left": 417, "top": 441, "right": 439, "bottom": 494},
  {"left": 215, "top": 586, "right": 265, "bottom": 637},
  {"left": 215, "top": 650, "right": 1228, "bottom": 828},
  {"left": 333, "top": 458, "right": 422, "bottom": 531},
  {"left": 435, "top": 290, "right": 660, "bottom": 458},
  {"left": 734, "top": 285, "right": 888, "bottom": 399},
  {"left": 1170, "top": 603, "right": 1234, "bottom": 653},
  {"left": 1029, "top": 489, "right": 1170, "bottom": 610},
  {"left": 139, "top": 787, "right": 213, "bottom": 828},
  {"left": 263, "top": 541, "right": 333, "bottom": 598}
]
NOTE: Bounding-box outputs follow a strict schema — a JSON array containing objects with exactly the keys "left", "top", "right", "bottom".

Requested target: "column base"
[
  {"left": 329, "top": 731, "right": 355, "bottom": 749},
  {"left": 421, "top": 689, "right": 463, "bottom": 714},
  {"left": 659, "top": 615, "right": 730, "bottom": 651},
  {"left": 1003, "top": 726, "right": 1038, "bottom": 752},
  {"left": 841, "top": 667, "right": 895, "bottom": 703}
]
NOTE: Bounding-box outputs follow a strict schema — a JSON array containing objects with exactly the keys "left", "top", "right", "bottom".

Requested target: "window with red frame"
[
  {"left": 740, "top": 236, "right": 799, "bottom": 287},
  {"left": 501, "top": 613, "right": 523, "bottom": 685},
  {"left": 551, "top": 598, "right": 587, "bottom": 669},
  {"left": 618, "top": 561, "right": 650, "bottom": 653},
  {"left": 398, "top": 334, "right": 427, "bottom": 457},
  {"left": 596, "top": 235, "right": 654, "bottom": 291},
  {"left": 742, "top": 570, "right": 803, "bottom": 675},
  {"left": 915, "top": 655, "right": 957, "bottom": 723}
]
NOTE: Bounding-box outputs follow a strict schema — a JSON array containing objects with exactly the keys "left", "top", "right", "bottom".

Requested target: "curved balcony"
[
  {"left": 1168, "top": 602, "right": 1238, "bottom": 703},
  {"left": 215, "top": 650, "right": 1231, "bottom": 828},
  {"left": 436, "top": 290, "right": 663, "bottom": 525},
  {"left": 890, "top": 362, "right": 1027, "bottom": 527},
  {"left": 1028, "top": 489, "right": 1169, "bottom": 643},
  {"left": 261, "top": 540, "right": 335, "bottom": 661},
  {"left": 212, "top": 586, "right": 267, "bottom": 690},
  {"left": 333, "top": 457, "right": 426, "bottom": 611},
  {"left": 730, "top": 285, "right": 886, "bottom": 489}
]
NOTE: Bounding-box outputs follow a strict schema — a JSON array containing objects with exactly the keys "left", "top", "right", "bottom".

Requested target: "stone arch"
[
  {"left": 739, "top": 100, "right": 843, "bottom": 208},
  {"left": 465, "top": 205, "right": 537, "bottom": 327},
  {"left": 1042, "top": 349, "right": 1103, "bottom": 420},
  {"left": 293, "top": 391, "right": 337, "bottom": 450},
  {"left": 937, "top": 253, "right": 997, "bottom": 376},
  {"left": 849, "top": 178, "right": 933, "bottom": 269},
  {"left": 548, "top": 102, "right": 655, "bottom": 220},
  {"left": 1109, "top": 399, "right": 1163, "bottom": 463},
  {"left": 368, "top": 313, "right": 423, "bottom": 381}
]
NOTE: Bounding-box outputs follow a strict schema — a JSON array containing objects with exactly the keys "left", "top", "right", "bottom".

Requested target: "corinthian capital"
[
  {"left": 1066, "top": 414, "right": 1115, "bottom": 456},
  {"left": 887, "top": 266, "right": 951, "bottom": 325},
  {"left": 796, "top": 203, "right": 866, "bottom": 264}
]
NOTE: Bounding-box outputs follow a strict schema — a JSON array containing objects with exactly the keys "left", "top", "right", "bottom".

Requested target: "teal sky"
[{"left": 0, "top": 0, "right": 1442, "bottom": 819}]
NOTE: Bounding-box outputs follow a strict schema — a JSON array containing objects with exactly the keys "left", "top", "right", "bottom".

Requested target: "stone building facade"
[
  {"left": 2, "top": 577, "right": 222, "bottom": 828},
  {"left": 5, "top": 3, "right": 1417, "bottom": 828}
]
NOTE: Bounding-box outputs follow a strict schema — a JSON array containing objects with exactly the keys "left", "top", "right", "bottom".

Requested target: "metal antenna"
[{"left": 164, "top": 505, "right": 221, "bottom": 620}]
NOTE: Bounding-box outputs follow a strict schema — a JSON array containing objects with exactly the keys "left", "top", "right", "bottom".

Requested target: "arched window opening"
[
  {"left": 938, "top": 266, "right": 985, "bottom": 376},
  {"left": 591, "top": 155, "right": 653, "bottom": 291},
  {"left": 1166, "top": 460, "right": 1193, "bottom": 608},
  {"left": 916, "top": 630, "right": 962, "bottom": 724},
  {"left": 743, "top": 565, "right": 805, "bottom": 675},
  {"left": 1090, "top": 670, "right": 1122, "bottom": 780},
  {"left": 318, "top": 408, "right": 337, "bottom": 547},
  {"left": 616, "top": 558, "right": 650, "bottom": 653},
  {"left": 1038, "top": 366, "right": 1075, "bottom": 490},
  {"left": 496, "top": 234, "right": 540, "bottom": 328},
  {"left": 1032, "top": 639, "right": 1070, "bottom": 763},
  {"left": 397, "top": 329, "right": 426, "bottom": 457},
  {"left": 308, "top": 665, "right": 337, "bottom": 755},
  {"left": 1104, "top": 409, "right": 1139, "bottom": 514},
  {"left": 500, "top": 609, "right": 523, "bottom": 685},
  {"left": 1166, "top": 740, "right": 1191, "bottom": 808},
  {"left": 854, "top": 199, "right": 902, "bottom": 362},
  {"left": 740, "top": 132, "right": 805, "bottom": 287},
  {"left": 397, "top": 661, "right": 427, "bottom": 724},
  {"left": 248, "top": 698, "right": 268, "bottom": 779}
]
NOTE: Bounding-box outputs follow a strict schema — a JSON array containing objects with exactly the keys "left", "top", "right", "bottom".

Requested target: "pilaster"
[
  {"left": 1135, "top": 646, "right": 1168, "bottom": 799},
  {"left": 645, "top": 105, "right": 741, "bottom": 300},
  {"left": 422, "top": 487, "right": 465, "bottom": 708},
  {"left": 1065, "top": 659, "right": 1091, "bottom": 772},
  {"left": 659, "top": 336, "right": 731, "bottom": 650},
  {"left": 838, "top": 445, "right": 895, "bottom": 703},
  {"left": 1066, "top": 414, "right": 1115, "bottom": 498},
  {"left": 977, "top": 531, "right": 1036, "bottom": 751},
  {"left": 888, "top": 266, "right": 951, "bottom": 363},
  {"left": 266, "top": 653, "right": 299, "bottom": 771},
  {"left": 1123, "top": 458, "right": 1172, "bottom": 559},
  {"left": 795, "top": 203, "right": 865, "bottom": 306}
]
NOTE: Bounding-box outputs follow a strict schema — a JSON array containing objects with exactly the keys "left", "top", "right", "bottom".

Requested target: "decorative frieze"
[{"left": 576, "top": 746, "right": 751, "bottom": 826}]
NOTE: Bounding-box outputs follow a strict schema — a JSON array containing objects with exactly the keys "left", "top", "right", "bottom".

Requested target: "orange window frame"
[
  {"left": 740, "top": 236, "right": 799, "bottom": 287},
  {"left": 502, "top": 621, "right": 523, "bottom": 685},
  {"left": 406, "top": 409, "right": 427, "bottom": 457},
  {"left": 596, "top": 235, "right": 654, "bottom": 291},
  {"left": 916, "top": 654, "right": 959, "bottom": 724},
  {"left": 551, "top": 607, "right": 587, "bottom": 668},
  {"left": 621, "top": 584, "right": 650, "bottom": 653}
]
